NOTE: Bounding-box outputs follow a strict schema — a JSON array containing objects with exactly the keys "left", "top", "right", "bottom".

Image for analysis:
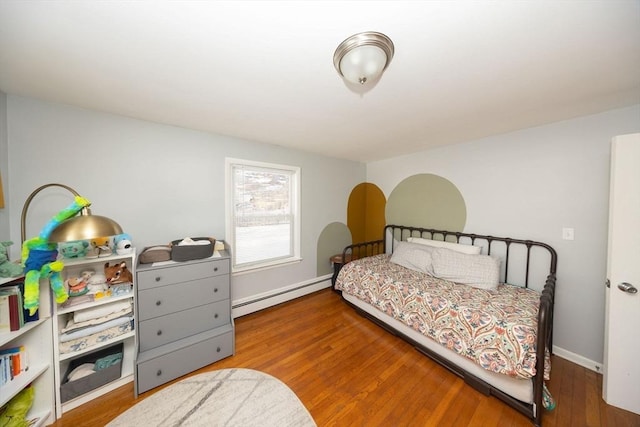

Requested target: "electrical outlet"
[{"left": 562, "top": 227, "right": 574, "bottom": 241}]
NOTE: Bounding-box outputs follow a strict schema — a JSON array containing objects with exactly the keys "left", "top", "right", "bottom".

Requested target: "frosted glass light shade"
[
  {"left": 334, "top": 31, "right": 394, "bottom": 87},
  {"left": 339, "top": 45, "right": 388, "bottom": 85}
]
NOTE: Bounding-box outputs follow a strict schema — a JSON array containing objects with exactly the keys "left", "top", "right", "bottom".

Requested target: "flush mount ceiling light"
[{"left": 333, "top": 31, "right": 394, "bottom": 86}]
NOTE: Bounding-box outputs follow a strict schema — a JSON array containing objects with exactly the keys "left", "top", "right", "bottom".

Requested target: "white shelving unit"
[
  {"left": 0, "top": 276, "right": 55, "bottom": 427},
  {"left": 51, "top": 251, "right": 136, "bottom": 417}
]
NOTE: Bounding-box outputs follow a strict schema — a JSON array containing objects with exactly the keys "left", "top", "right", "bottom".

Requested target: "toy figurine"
[
  {"left": 21, "top": 196, "right": 90, "bottom": 315},
  {"left": 0, "top": 241, "right": 23, "bottom": 278},
  {"left": 59, "top": 240, "right": 90, "bottom": 258},
  {"left": 104, "top": 261, "right": 133, "bottom": 285}
]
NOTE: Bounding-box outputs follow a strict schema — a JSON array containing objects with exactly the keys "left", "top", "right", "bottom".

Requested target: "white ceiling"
[{"left": 1, "top": 1, "right": 639, "bottom": 162}]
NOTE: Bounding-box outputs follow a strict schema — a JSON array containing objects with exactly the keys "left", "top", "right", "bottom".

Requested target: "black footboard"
[
  {"left": 340, "top": 239, "right": 385, "bottom": 264},
  {"left": 336, "top": 225, "right": 557, "bottom": 427},
  {"left": 331, "top": 239, "right": 385, "bottom": 290}
]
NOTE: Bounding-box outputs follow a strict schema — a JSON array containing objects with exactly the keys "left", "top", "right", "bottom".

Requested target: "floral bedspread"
[{"left": 336, "top": 254, "right": 549, "bottom": 380}]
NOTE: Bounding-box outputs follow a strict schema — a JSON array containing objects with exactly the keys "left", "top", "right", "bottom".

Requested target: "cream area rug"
[{"left": 107, "top": 368, "right": 317, "bottom": 427}]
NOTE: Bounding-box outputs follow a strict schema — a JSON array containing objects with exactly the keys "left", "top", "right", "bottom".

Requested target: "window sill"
[{"left": 232, "top": 257, "right": 303, "bottom": 276}]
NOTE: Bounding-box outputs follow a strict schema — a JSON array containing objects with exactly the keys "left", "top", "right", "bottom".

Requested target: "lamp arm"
[{"left": 20, "top": 183, "right": 86, "bottom": 244}]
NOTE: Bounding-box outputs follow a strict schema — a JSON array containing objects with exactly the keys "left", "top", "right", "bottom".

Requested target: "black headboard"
[
  {"left": 384, "top": 224, "right": 557, "bottom": 288},
  {"left": 341, "top": 224, "right": 557, "bottom": 289}
]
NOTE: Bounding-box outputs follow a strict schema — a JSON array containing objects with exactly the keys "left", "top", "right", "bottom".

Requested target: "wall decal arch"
[
  {"left": 347, "top": 182, "right": 386, "bottom": 243},
  {"left": 316, "top": 222, "right": 352, "bottom": 276},
  {"left": 386, "top": 174, "right": 466, "bottom": 231}
]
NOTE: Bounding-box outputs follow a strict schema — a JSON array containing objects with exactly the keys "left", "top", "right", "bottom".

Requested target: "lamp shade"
[
  {"left": 48, "top": 208, "right": 123, "bottom": 242},
  {"left": 21, "top": 183, "right": 123, "bottom": 244}
]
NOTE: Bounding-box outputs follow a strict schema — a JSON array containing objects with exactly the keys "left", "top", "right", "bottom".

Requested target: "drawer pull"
[
  {"left": 216, "top": 347, "right": 221, "bottom": 353},
  {"left": 214, "top": 267, "right": 218, "bottom": 272},
  {"left": 156, "top": 300, "right": 162, "bottom": 306},
  {"left": 214, "top": 313, "right": 219, "bottom": 319},
  {"left": 155, "top": 276, "right": 161, "bottom": 282},
  {"left": 157, "top": 330, "right": 162, "bottom": 336},
  {"left": 214, "top": 288, "right": 218, "bottom": 293},
  {"left": 157, "top": 369, "right": 162, "bottom": 376}
]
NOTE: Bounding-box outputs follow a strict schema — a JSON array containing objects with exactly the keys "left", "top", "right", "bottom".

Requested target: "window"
[{"left": 226, "top": 158, "right": 300, "bottom": 272}]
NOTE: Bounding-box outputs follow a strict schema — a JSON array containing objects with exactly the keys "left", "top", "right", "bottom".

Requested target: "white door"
[{"left": 603, "top": 133, "right": 640, "bottom": 414}]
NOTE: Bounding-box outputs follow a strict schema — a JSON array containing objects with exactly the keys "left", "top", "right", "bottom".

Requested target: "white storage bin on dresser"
[
  {"left": 135, "top": 251, "right": 235, "bottom": 395},
  {"left": 52, "top": 252, "right": 136, "bottom": 417}
]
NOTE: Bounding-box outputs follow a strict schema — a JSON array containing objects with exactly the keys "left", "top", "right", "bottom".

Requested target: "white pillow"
[
  {"left": 389, "top": 241, "right": 435, "bottom": 275},
  {"left": 431, "top": 247, "right": 500, "bottom": 290},
  {"left": 406, "top": 237, "right": 481, "bottom": 255}
]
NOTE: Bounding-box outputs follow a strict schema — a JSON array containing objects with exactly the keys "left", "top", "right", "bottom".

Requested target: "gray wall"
[
  {"left": 0, "top": 91, "right": 8, "bottom": 240},
  {"left": 6, "top": 92, "right": 640, "bottom": 365},
  {"left": 5, "top": 95, "right": 365, "bottom": 300},
  {"left": 367, "top": 104, "right": 640, "bottom": 365}
]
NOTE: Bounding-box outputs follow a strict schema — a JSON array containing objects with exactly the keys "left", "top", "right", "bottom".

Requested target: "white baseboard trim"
[
  {"left": 553, "top": 346, "right": 603, "bottom": 373},
  {"left": 231, "top": 274, "right": 333, "bottom": 318}
]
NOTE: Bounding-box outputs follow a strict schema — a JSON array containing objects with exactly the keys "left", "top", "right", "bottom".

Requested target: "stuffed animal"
[
  {"left": 78, "top": 269, "right": 109, "bottom": 298},
  {"left": 22, "top": 196, "right": 90, "bottom": 315},
  {"left": 59, "top": 240, "right": 90, "bottom": 258},
  {"left": 65, "top": 276, "right": 88, "bottom": 297},
  {"left": 114, "top": 233, "right": 133, "bottom": 255},
  {"left": 80, "top": 269, "right": 96, "bottom": 282},
  {"left": 0, "top": 384, "right": 34, "bottom": 427},
  {"left": 88, "top": 236, "right": 112, "bottom": 258},
  {"left": 113, "top": 233, "right": 131, "bottom": 247},
  {"left": 0, "top": 241, "right": 23, "bottom": 278},
  {"left": 91, "top": 236, "right": 111, "bottom": 248},
  {"left": 83, "top": 270, "right": 108, "bottom": 286},
  {"left": 104, "top": 261, "right": 133, "bottom": 285}
]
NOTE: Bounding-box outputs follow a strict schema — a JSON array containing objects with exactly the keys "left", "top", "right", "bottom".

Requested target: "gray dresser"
[{"left": 134, "top": 253, "right": 234, "bottom": 395}]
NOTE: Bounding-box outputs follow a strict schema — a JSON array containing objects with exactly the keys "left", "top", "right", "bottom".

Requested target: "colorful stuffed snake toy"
[{"left": 21, "top": 196, "right": 91, "bottom": 315}]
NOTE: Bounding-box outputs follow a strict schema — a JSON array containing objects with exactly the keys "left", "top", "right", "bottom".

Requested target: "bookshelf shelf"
[
  {"left": 1, "top": 361, "right": 49, "bottom": 404},
  {"left": 0, "top": 318, "right": 45, "bottom": 347},
  {"left": 0, "top": 276, "right": 55, "bottom": 425},
  {"left": 58, "top": 330, "right": 135, "bottom": 362},
  {"left": 56, "top": 292, "right": 133, "bottom": 316},
  {"left": 52, "top": 252, "right": 136, "bottom": 418}
]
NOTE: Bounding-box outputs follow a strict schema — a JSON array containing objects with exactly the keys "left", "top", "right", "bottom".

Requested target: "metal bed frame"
[{"left": 336, "top": 224, "right": 557, "bottom": 426}]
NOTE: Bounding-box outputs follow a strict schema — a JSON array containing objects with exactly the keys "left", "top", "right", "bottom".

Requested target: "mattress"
[
  {"left": 336, "top": 254, "right": 550, "bottom": 404},
  {"left": 341, "top": 293, "right": 533, "bottom": 403}
]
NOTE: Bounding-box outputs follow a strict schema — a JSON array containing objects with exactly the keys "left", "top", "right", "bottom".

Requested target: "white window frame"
[{"left": 225, "top": 158, "right": 301, "bottom": 273}]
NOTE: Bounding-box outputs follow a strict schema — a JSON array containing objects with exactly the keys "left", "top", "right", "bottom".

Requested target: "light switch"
[{"left": 562, "top": 227, "right": 574, "bottom": 241}]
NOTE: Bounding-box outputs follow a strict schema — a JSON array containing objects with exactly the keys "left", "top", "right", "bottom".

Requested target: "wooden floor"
[{"left": 51, "top": 288, "right": 640, "bottom": 427}]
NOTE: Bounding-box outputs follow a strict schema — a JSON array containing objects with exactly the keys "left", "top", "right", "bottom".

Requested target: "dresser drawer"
[
  {"left": 137, "top": 275, "right": 229, "bottom": 321},
  {"left": 138, "top": 300, "right": 231, "bottom": 351},
  {"left": 137, "top": 259, "right": 229, "bottom": 290},
  {"left": 137, "top": 331, "right": 233, "bottom": 394}
]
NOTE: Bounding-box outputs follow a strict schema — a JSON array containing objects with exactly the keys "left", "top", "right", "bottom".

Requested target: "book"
[
  {"left": 8, "top": 293, "right": 20, "bottom": 331},
  {"left": 0, "top": 294, "right": 10, "bottom": 333},
  {"left": 11, "top": 350, "right": 20, "bottom": 377},
  {"left": 0, "top": 346, "right": 28, "bottom": 383},
  {"left": 0, "top": 285, "right": 24, "bottom": 331}
]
